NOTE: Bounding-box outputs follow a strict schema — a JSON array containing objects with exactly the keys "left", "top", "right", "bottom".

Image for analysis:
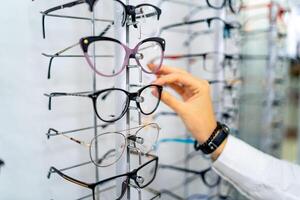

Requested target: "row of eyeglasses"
[
  {"left": 42, "top": 0, "right": 166, "bottom": 199},
  {"left": 41, "top": 0, "right": 248, "bottom": 199}
]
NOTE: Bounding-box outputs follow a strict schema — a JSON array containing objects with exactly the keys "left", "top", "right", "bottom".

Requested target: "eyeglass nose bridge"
[
  {"left": 129, "top": 92, "right": 144, "bottom": 103},
  {"left": 129, "top": 51, "right": 144, "bottom": 60},
  {"left": 128, "top": 135, "right": 145, "bottom": 145},
  {"left": 126, "top": 5, "right": 138, "bottom": 28}
]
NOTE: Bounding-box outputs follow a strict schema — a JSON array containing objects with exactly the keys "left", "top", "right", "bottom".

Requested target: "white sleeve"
[{"left": 212, "top": 135, "right": 300, "bottom": 200}]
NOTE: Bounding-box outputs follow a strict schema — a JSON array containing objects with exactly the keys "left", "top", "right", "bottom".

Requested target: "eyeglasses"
[
  {"left": 158, "top": 165, "right": 221, "bottom": 188},
  {"left": 44, "top": 36, "right": 165, "bottom": 79},
  {"left": 164, "top": 53, "right": 282, "bottom": 73},
  {"left": 45, "top": 84, "right": 163, "bottom": 123},
  {"left": 160, "top": 17, "right": 241, "bottom": 39},
  {"left": 163, "top": 52, "right": 240, "bottom": 73},
  {"left": 41, "top": 0, "right": 162, "bottom": 38},
  {"left": 206, "top": 0, "right": 243, "bottom": 14},
  {"left": 48, "top": 153, "right": 158, "bottom": 200},
  {"left": 80, "top": 36, "right": 165, "bottom": 77},
  {"left": 47, "top": 123, "right": 160, "bottom": 167},
  {"left": 158, "top": 0, "right": 242, "bottom": 14}
]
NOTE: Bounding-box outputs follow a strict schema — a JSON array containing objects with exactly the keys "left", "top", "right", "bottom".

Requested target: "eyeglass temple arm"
[
  {"left": 160, "top": 18, "right": 206, "bottom": 33},
  {"left": 145, "top": 187, "right": 161, "bottom": 199},
  {"left": 183, "top": 5, "right": 210, "bottom": 21},
  {"left": 164, "top": 53, "right": 208, "bottom": 60},
  {"left": 98, "top": 23, "right": 113, "bottom": 37},
  {"left": 41, "top": 0, "right": 85, "bottom": 38},
  {"left": 43, "top": 23, "right": 112, "bottom": 79},
  {"left": 42, "top": 42, "right": 79, "bottom": 79},
  {"left": 46, "top": 123, "right": 111, "bottom": 140},
  {"left": 134, "top": 6, "right": 162, "bottom": 20},
  {"left": 57, "top": 161, "right": 95, "bottom": 174},
  {"left": 63, "top": 132, "right": 90, "bottom": 147},
  {"left": 47, "top": 166, "right": 90, "bottom": 188},
  {"left": 44, "top": 91, "right": 92, "bottom": 110},
  {"left": 164, "top": 52, "right": 240, "bottom": 62},
  {"left": 161, "top": 16, "right": 225, "bottom": 31},
  {"left": 184, "top": 22, "right": 240, "bottom": 45},
  {"left": 160, "top": 17, "right": 240, "bottom": 37}
]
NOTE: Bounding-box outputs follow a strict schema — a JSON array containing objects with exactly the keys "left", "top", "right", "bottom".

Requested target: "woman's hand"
[{"left": 150, "top": 64, "right": 227, "bottom": 160}]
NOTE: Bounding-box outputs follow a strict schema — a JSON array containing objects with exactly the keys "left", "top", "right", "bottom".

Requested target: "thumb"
[{"left": 160, "top": 91, "right": 184, "bottom": 114}]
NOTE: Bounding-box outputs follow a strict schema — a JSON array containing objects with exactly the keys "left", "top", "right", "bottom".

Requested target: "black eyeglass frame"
[
  {"left": 160, "top": 17, "right": 241, "bottom": 39},
  {"left": 206, "top": 0, "right": 244, "bottom": 14},
  {"left": 41, "top": 0, "right": 161, "bottom": 38},
  {"left": 46, "top": 84, "right": 163, "bottom": 123},
  {"left": 48, "top": 154, "right": 159, "bottom": 200},
  {"left": 159, "top": 164, "right": 221, "bottom": 188}
]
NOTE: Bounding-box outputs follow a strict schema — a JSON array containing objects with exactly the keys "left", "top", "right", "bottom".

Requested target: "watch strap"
[{"left": 194, "top": 122, "right": 229, "bottom": 154}]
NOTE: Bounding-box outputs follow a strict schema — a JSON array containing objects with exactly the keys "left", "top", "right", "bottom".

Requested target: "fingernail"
[{"left": 151, "top": 89, "right": 159, "bottom": 97}]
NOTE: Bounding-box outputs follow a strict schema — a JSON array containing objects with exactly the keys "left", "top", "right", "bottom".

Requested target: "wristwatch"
[{"left": 194, "top": 122, "right": 230, "bottom": 154}]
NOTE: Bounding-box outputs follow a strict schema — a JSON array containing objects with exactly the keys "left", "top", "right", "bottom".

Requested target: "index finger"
[
  {"left": 148, "top": 64, "right": 188, "bottom": 76},
  {"left": 153, "top": 73, "right": 198, "bottom": 88}
]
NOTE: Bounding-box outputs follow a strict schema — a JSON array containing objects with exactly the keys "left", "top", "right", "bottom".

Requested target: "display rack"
[
  {"left": 41, "top": 0, "right": 154, "bottom": 199},
  {"left": 90, "top": 10, "right": 100, "bottom": 197}
]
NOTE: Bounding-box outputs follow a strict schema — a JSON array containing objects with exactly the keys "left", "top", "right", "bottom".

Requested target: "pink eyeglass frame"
[{"left": 80, "top": 36, "right": 166, "bottom": 77}]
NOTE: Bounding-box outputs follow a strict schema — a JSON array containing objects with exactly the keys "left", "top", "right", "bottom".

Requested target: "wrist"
[
  {"left": 198, "top": 120, "right": 217, "bottom": 144},
  {"left": 211, "top": 137, "right": 228, "bottom": 161},
  {"left": 194, "top": 122, "right": 229, "bottom": 156}
]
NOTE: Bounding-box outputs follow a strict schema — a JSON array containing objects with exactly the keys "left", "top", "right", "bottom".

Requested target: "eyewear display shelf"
[{"left": 42, "top": 0, "right": 155, "bottom": 199}]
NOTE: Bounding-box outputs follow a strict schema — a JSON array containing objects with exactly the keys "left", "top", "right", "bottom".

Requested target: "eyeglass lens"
[
  {"left": 86, "top": 40, "right": 125, "bottom": 77},
  {"left": 89, "top": 132, "right": 126, "bottom": 167},
  {"left": 138, "top": 85, "right": 161, "bottom": 114},
  {"left": 135, "top": 159, "right": 157, "bottom": 188},
  {"left": 94, "top": 176, "right": 128, "bottom": 200},
  {"left": 133, "top": 123, "right": 160, "bottom": 153},
  {"left": 94, "top": 89, "right": 129, "bottom": 122},
  {"left": 135, "top": 5, "right": 160, "bottom": 36},
  {"left": 137, "top": 41, "right": 163, "bottom": 73}
]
